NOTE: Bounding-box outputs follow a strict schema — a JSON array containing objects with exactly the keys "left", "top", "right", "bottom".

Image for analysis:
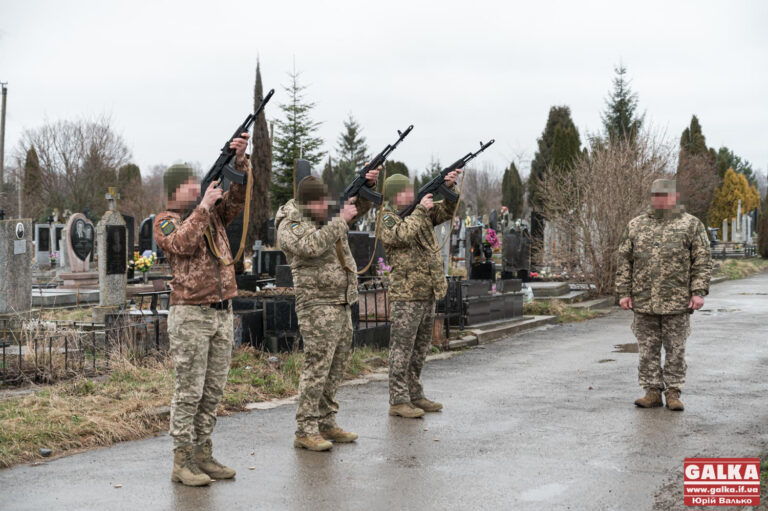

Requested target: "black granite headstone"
[
  {"left": 276, "top": 265, "right": 293, "bottom": 287},
  {"left": 469, "top": 261, "right": 495, "bottom": 280},
  {"left": 70, "top": 219, "right": 94, "bottom": 261},
  {"left": 489, "top": 209, "right": 499, "bottom": 231},
  {"left": 265, "top": 218, "right": 275, "bottom": 247},
  {"left": 121, "top": 214, "right": 135, "bottom": 253},
  {"left": 502, "top": 228, "right": 531, "bottom": 275},
  {"left": 106, "top": 225, "right": 127, "bottom": 275},
  {"left": 0, "top": 210, "right": 4, "bottom": 220},
  {"left": 38, "top": 226, "right": 50, "bottom": 252},
  {"left": 259, "top": 250, "right": 286, "bottom": 277},
  {"left": 138, "top": 216, "right": 154, "bottom": 254},
  {"left": 55, "top": 226, "right": 64, "bottom": 251},
  {"left": 348, "top": 231, "right": 371, "bottom": 271},
  {"left": 225, "top": 211, "right": 246, "bottom": 274}
]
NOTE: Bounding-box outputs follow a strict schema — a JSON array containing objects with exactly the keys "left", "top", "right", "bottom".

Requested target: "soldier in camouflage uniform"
[
  {"left": 616, "top": 179, "right": 711, "bottom": 411},
  {"left": 276, "top": 169, "right": 380, "bottom": 451},
  {"left": 380, "top": 171, "right": 460, "bottom": 418},
  {"left": 153, "top": 133, "right": 251, "bottom": 486}
]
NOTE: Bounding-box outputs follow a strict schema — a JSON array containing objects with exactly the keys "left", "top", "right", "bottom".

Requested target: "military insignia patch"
[
  {"left": 383, "top": 214, "right": 396, "bottom": 228},
  {"left": 290, "top": 222, "right": 305, "bottom": 236},
  {"left": 160, "top": 219, "right": 175, "bottom": 236}
]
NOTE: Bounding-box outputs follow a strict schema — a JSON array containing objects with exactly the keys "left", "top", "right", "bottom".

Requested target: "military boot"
[
  {"left": 194, "top": 439, "right": 236, "bottom": 480},
  {"left": 294, "top": 434, "right": 333, "bottom": 451},
  {"left": 665, "top": 389, "right": 685, "bottom": 411},
  {"left": 389, "top": 403, "right": 425, "bottom": 418},
  {"left": 634, "top": 388, "right": 663, "bottom": 408},
  {"left": 320, "top": 427, "right": 358, "bottom": 443},
  {"left": 171, "top": 445, "right": 212, "bottom": 486},
  {"left": 412, "top": 398, "right": 443, "bottom": 412}
]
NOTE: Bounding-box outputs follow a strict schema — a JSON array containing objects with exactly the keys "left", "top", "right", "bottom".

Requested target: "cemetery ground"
[{"left": 0, "top": 271, "right": 766, "bottom": 510}]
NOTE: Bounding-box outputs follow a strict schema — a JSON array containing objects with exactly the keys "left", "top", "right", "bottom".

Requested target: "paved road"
[{"left": 2, "top": 273, "right": 767, "bottom": 511}]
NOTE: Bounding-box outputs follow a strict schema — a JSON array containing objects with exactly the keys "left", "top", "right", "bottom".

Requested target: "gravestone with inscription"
[
  {"left": 34, "top": 223, "right": 52, "bottom": 266},
  {"left": 95, "top": 189, "right": 128, "bottom": 321},
  {"left": 121, "top": 214, "right": 135, "bottom": 254},
  {"left": 0, "top": 219, "right": 33, "bottom": 314},
  {"left": 59, "top": 213, "right": 98, "bottom": 288}
]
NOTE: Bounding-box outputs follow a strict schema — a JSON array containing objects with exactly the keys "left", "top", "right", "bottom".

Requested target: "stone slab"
[{"left": 0, "top": 219, "right": 33, "bottom": 314}]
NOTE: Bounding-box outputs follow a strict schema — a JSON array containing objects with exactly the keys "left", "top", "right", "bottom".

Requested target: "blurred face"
[
  {"left": 393, "top": 185, "right": 415, "bottom": 207},
  {"left": 305, "top": 198, "right": 329, "bottom": 222},
  {"left": 168, "top": 178, "right": 201, "bottom": 211},
  {"left": 651, "top": 192, "right": 679, "bottom": 210}
]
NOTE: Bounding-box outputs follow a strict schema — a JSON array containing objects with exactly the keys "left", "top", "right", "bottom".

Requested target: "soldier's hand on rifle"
[
  {"left": 420, "top": 193, "right": 434, "bottom": 211},
  {"left": 688, "top": 295, "right": 704, "bottom": 310},
  {"left": 364, "top": 165, "right": 381, "bottom": 186},
  {"left": 340, "top": 198, "right": 358, "bottom": 223},
  {"left": 229, "top": 132, "right": 251, "bottom": 160},
  {"left": 619, "top": 297, "right": 633, "bottom": 310},
  {"left": 444, "top": 169, "right": 461, "bottom": 187},
  {"left": 200, "top": 180, "right": 225, "bottom": 210}
]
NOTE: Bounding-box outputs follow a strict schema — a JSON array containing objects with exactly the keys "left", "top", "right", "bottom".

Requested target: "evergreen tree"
[
  {"left": 501, "top": 162, "right": 523, "bottom": 218},
  {"left": 249, "top": 59, "right": 274, "bottom": 242},
  {"left": 709, "top": 168, "right": 761, "bottom": 232},
  {"left": 758, "top": 195, "right": 768, "bottom": 257},
  {"left": 270, "top": 67, "right": 325, "bottom": 210},
  {"left": 601, "top": 64, "right": 643, "bottom": 143},
  {"left": 321, "top": 156, "right": 338, "bottom": 196},
  {"left": 385, "top": 160, "right": 409, "bottom": 177},
  {"left": 679, "top": 115, "right": 708, "bottom": 155},
  {"left": 22, "top": 146, "right": 43, "bottom": 221},
  {"left": 334, "top": 114, "right": 368, "bottom": 186},
  {"left": 676, "top": 115, "right": 718, "bottom": 225},
  {"left": 117, "top": 164, "right": 141, "bottom": 195},
  {"left": 715, "top": 146, "right": 755, "bottom": 184}
]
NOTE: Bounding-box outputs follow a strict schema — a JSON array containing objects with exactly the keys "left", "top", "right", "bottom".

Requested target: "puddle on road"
[
  {"left": 613, "top": 343, "right": 638, "bottom": 353},
  {"left": 520, "top": 483, "right": 568, "bottom": 502},
  {"left": 737, "top": 292, "right": 768, "bottom": 296},
  {"left": 597, "top": 358, "right": 616, "bottom": 363},
  {"left": 698, "top": 308, "right": 741, "bottom": 315}
]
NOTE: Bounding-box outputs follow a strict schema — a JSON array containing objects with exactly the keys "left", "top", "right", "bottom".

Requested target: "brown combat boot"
[
  {"left": 320, "top": 427, "right": 358, "bottom": 443},
  {"left": 172, "top": 445, "right": 212, "bottom": 486},
  {"left": 294, "top": 434, "right": 333, "bottom": 451},
  {"left": 665, "top": 389, "right": 685, "bottom": 411},
  {"left": 389, "top": 403, "right": 425, "bottom": 418},
  {"left": 634, "top": 388, "right": 663, "bottom": 408},
  {"left": 412, "top": 398, "right": 443, "bottom": 412},
  {"left": 194, "top": 439, "right": 236, "bottom": 480}
]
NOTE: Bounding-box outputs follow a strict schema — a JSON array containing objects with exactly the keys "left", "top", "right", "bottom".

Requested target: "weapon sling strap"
[{"left": 204, "top": 161, "right": 254, "bottom": 266}]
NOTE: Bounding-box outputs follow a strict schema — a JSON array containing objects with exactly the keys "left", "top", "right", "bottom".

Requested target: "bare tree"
[
  {"left": 461, "top": 162, "right": 502, "bottom": 218},
  {"left": 540, "top": 130, "right": 673, "bottom": 295}
]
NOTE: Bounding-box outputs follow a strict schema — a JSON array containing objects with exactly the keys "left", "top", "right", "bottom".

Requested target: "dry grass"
[
  {"left": 714, "top": 258, "right": 768, "bottom": 280},
  {"left": 524, "top": 299, "right": 603, "bottom": 323},
  {"left": 0, "top": 345, "right": 388, "bottom": 468}
]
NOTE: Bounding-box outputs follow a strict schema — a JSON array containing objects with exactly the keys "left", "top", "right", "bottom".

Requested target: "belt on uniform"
[{"left": 209, "top": 300, "right": 229, "bottom": 310}]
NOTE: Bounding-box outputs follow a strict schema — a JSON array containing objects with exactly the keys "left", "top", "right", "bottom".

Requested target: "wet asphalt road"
[{"left": 1, "top": 273, "right": 767, "bottom": 511}]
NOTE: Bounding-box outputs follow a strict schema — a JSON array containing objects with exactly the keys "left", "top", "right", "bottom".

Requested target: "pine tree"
[
  {"left": 22, "top": 146, "right": 43, "bottom": 220},
  {"left": 679, "top": 115, "right": 708, "bottom": 155},
  {"left": 501, "top": 162, "right": 523, "bottom": 217},
  {"left": 709, "top": 168, "right": 761, "bottom": 232},
  {"left": 715, "top": 146, "right": 755, "bottom": 184},
  {"left": 334, "top": 114, "right": 368, "bottom": 186},
  {"left": 758, "top": 195, "right": 768, "bottom": 257},
  {"left": 601, "top": 64, "right": 643, "bottom": 143},
  {"left": 676, "top": 115, "right": 718, "bottom": 225},
  {"left": 385, "top": 160, "right": 409, "bottom": 177},
  {"left": 270, "top": 67, "right": 324, "bottom": 210},
  {"left": 249, "top": 59, "right": 274, "bottom": 242},
  {"left": 321, "top": 156, "right": 337, "bottom": 196}
]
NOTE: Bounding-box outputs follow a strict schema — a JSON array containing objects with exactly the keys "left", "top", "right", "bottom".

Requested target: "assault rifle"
[
  {"left": 398, "top": 139, "right": 495, "bottom": 218},
  {"left": 196, "top": 88, "right": 275, "bottom": 209},
  {"left": 339, "top": 124, "right": 414, "bottom": 206}
]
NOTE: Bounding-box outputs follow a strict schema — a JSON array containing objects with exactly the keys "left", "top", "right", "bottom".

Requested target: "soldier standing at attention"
[
  {"left": 153, "top": 133, "right": 251, "bottom": 486},
  {"left": 276, "top": 169, "right": 380, "bottom": 451},
  {"left": 616, "top": 179, "right": 711, "bottom": 412},
  {"left": 380, "top": 170, "right": 460, "bottom": 419}
]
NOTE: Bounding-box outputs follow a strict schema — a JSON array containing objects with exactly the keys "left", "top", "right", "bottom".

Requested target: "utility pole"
[{"left": 0, "top": 82, "right": 7, "bottom": 198}]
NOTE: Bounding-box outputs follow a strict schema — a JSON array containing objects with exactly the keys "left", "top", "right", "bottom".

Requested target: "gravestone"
[
  {"left": 138, "top": 215, "right": 156, "bottom": 255},
  {"left": 34, "top": 223, "right": 52, "bottom": 265},
  {"left": 722, "top": 218, "right": 728, "bottom": 243},
  {"left": 121, "top": 214, "right": 135, "bottom": 254},
  {"left": 0, "top": 219, "right": 33, "bottom": 314},
  {"left": 489, "top": 209, "right": 499, "bottom": 232},
  {"left": 502, "top": 225, "right": 531, "bottom": 280},
  {"left": 294, "top": 159, "right": 313, "bottom": 195},
  {"left": 348, "top": 231, "right": 372, "bottom": 271},
  {"left": 225, "top": 211, "right": 246, "bottom": 274},
  {"left": 59, "top": 213, "right": 98, "bottom": 288},
  {"left": 95, "top": 189, "right": 128, "bottom": 321},
  {"left": 265, "top": 218, "right": 275, "bottom": 246}
]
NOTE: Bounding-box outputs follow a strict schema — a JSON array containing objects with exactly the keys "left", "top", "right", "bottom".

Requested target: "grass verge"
[
  {"left": 0, "top": 346, "right": 388, "bottom": 469},
  {"left": 524, "top": 299, "right": 604, "bottom": 323},
  {"left": 713, "top": 258, "right": 768, "bottom": 280}
]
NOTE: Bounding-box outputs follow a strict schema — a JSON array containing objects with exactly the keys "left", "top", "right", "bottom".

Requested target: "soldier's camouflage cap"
[{"left": 651, "top": 179, "right": 676, "bottom": 194}]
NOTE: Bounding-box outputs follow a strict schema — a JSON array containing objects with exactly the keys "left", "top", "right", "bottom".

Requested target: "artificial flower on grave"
[
  {"left": 484, "top": 228, "right": 501, "bottom": 250},
  {"left": 376, "top": 257, "right": 391, "bottom": 277}
]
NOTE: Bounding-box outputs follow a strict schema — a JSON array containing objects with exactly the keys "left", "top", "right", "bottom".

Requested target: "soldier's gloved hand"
[
  {"left": 619, "top": 296, "right": 633, "bottom": 310},
  {"left": 340, "top": 198, "right": 358, "bottom": 223},
  {"left": 420, "top": 193, "right": 434, "bottom": 210},
  {"left": 364, "top": 165, "right": 381, "bottom": 186},
  {"left": 688, "top": 295, "right": 704, "bottom": 310},
  {"left": 200, "top": 180, "right": 225, "bottom": 210}
]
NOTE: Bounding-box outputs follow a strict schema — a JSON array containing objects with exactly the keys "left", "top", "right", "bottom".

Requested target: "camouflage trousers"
[
  {"left": 168, "top": 304, "right": 233, "bottom": 450},
  {"left": 295, "top": 304, "right": 353, "bottom": 437},
  {"left": 388, "top": 300, "right": 435, "bottom": 405},
  {"left": 632, "top": 312, "right": 690, "bottom": 391}
]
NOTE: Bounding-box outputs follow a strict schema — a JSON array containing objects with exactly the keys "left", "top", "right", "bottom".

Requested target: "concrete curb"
[{"left": 446, "top": 315, "right": 558, "bottom": 349}]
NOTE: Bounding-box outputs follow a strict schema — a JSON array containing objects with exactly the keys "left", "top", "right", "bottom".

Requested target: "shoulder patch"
[
  {"left": 160, "top": 219, "right": 175, "bottom": 236},
  {"left": 290, "top": 222, "right": 306, "bottom": 236},
  {"left": 383, "top": 214, "right": 396, "bottom": 229}
]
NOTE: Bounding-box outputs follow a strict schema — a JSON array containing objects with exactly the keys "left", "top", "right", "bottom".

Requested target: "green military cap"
[
  {"left": 297, "top": 176, "right": 328, "bottom": 204},
  {"left": 651, "top": 179, "right": 676, "bottom": 194},
  {"left": 384, "top": 174, "right": 412, "bottom": 202},
  {"left": 164, "top": 164, "right": 197, "bottom": 199}
]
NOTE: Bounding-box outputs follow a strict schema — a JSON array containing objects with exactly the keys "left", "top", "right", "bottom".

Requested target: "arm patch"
[
  {"left": 160, "top": 219, "right": 176, "bottom": 236},
  {"left": 383, "top": 214, "right": 396, "bottom": 229},
  {"left": 290, "top": 222, "right": 306, "bottom": 237}
]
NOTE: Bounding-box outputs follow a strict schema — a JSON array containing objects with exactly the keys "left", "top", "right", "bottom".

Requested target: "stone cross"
[{"left": 0, "top": 219, "right": 33, "bottom": 314}]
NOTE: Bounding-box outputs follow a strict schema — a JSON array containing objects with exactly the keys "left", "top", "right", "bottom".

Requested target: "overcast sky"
[{"left": 1, "top": 0, "right": 766, "bottom": 180}]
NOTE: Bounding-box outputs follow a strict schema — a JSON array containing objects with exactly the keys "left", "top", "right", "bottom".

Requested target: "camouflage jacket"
[
  {"left": 275, "top": 198, "right": 372, "bottom": 312},
  {"left": 615, "top": 206, "right": 711, "bottom": 315},
  {"left": 380, "top": 196, "right": 457, "bottom": 302},
  {"left": 154, "top": 158, "right": 252, "bottom": 306}
]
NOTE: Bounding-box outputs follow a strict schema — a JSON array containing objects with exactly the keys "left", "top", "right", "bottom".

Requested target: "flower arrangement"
[
  {"left": 49, "top": 251, "right": 59, "bottom": 266},
  {"left": 134, "top": 250, "right": 157, "bottom": 273},
  {"left": 484, "top": 228, "right": 501, "bottom": 250},
  {"left": 376, "top": 257, "right": 391, "bottom": 278}
]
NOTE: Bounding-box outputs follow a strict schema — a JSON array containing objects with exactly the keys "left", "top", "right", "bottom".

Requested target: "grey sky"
[{"left": 1, "top": 0, "right": 766, "bottom": 179}]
